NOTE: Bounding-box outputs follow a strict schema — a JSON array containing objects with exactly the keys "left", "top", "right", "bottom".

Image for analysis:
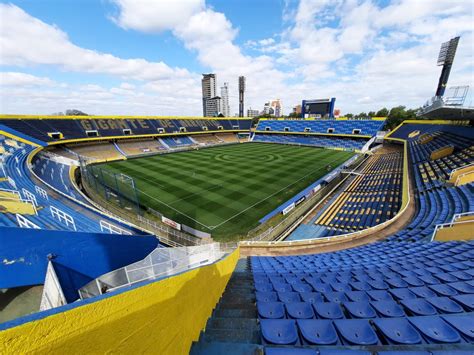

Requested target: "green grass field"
[{"left": 99, "top": 143, "right": 354, "bottom": 240}]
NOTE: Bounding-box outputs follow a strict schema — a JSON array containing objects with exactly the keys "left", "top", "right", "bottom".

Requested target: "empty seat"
[
  {"left": 292, "top": 283, "right": 313, "bottom": 293},
  {"left": 401, "top": 299, "right": 438, "bottom": 316},
  {"left": 273, "top": 283, "right": 293, "bottom": 292},
  {"left": 371, "top": 300, "right": 405, "bottom": 318},
  {"left": 367, "top": 290, "right": 393, "bottom": 301},
  {"left": 333, "top": 319, "right": 379, "bottom": 345},
  {"left": 297, "top": 319, "right": 339, "bottom": 345},
  {"left": 451, "top": 294, "right": 474, "bottom": 311},
  {"left": 277, "top": 292, "right": 301, "bottom": 303},
  {"left": 390, "top": 288, "right": 417, "bottom": 301},
  {"left": 258, "top": 302, "right": 285, "bottom": 319},
  {"left": 447, "top": 281, "right": 474, "bottom": 294},
  {"left": 408, "top": 286, "right": 437, "bottom": 298},
  {"left": 285, "top": 302, "right": 314, "bottom": 319},
  {"left": 299, "top": 292, "right": 323, "bottom": 304},
  {"left": 343, "top": 301, "right": 377, "bottom": 319},
  {"left": 429, "top": 284, "right": 458, "bottom": 297},
  {"left": 312, "top": 302, "right": 344, "bottom": 319},
  {"left": 441, "top": 314, "right": 474, "bottom": 341},
  {"left": 256, "top": 283, "right": 274, "bottom": 292},
  {"left": 323, "top": 291, "right": 348, "bottom": 303},
  {"left": 256, "top": 291, "right": 278, "bottom": 302},
  {"left": 345, "top": 291, "right": 369, "bottom": 302},
  {"left": 373, "top": 318, "right": 423, "bottom": 345},
  {"left": 261, "top": 319, "right": 299, "bottom": 345},
  {"left": 409, "top": 316, "right": 462, "bottom": 344},
  {"left": 426, "top": 297, "right": 464, "bottom": 314}
]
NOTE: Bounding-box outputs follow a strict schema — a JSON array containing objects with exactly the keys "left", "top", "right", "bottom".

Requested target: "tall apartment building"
[
  {"left": 202, "top": 74, "right": 221, "bottom": 117},
  {"left": 220, "top": 83, "right": 230, "bottom": 117},
  {"left": 247, "top": 108, "right": 260, "bottom": 117}
]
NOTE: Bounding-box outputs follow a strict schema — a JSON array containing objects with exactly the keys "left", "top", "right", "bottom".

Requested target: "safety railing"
[
  {"left": 241, "top": 140, "right": 411, "bottom": 247},
  {"left": 78, "top": 243, "right": 232, "bottom": 300}
]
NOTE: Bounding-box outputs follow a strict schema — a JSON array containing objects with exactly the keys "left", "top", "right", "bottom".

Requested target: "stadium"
[{"left": 1, "top": 2, "right": 474, "bottom": 355}]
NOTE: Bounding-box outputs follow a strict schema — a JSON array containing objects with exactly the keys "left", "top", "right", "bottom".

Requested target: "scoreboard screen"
[{"left": 302, "top": 98, "right": 336, "bottom": 118}]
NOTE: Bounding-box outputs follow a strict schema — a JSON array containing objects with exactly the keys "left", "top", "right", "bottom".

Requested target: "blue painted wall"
[{"left": 0, "top": 227, "right": 159, "bottom": 301}]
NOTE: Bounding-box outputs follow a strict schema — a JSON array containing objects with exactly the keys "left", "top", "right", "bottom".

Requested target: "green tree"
[{"left": 376, "top": 108, "right": 389, "bottom": 117}]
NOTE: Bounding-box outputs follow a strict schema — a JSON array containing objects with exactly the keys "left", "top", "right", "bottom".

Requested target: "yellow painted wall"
[
  {"left": 434, "top": 221, "right": 474, "bottom": 241},
  {"left": 450, "top": 164, "right": 474, "bottom": 184},
  {"left": 430, "top": 145, "right": 454, "bottom": 160},
  {"left": 418, "top": 133, "right": 432, "bottom": 144},
  {"left": 0, "top": 248, "right": 240, "bottom": 355},
  {"left": 455, "top": 171, "right": 474, "bottom": 186}
]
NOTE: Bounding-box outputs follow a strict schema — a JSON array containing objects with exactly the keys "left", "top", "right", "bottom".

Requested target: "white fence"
[
  {"left": 40, "top": 261, "right": 67, "bottom": 311},
  {"left": 78, "top": 243, "right": 230, "bottom": 300}
]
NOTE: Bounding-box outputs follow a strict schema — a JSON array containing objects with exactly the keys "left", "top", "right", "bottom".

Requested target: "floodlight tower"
[
  {"left": 239, "top": 76, "right": 245, "bottom": 117},
  {"left": 435, "top": 36, "right": 460, "bottom": 97}
]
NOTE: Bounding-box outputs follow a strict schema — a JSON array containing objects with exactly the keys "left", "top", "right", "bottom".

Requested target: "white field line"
[
  {"left": 136, "top": 188, "right": 213, "bottom": 230},
  {"left": 208, "top": 155, "right": 346, "bottom": 229}
]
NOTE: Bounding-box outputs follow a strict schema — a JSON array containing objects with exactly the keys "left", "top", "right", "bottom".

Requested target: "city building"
[
  {"left": 270, "top": 99, "right": 282, "bottom": 117},
  {"left": 293, "top": 104, "right": 302, "bottom": 115},
  {"left": 202, "top": 74, "right": 218, "bottom": 117},
  {"left": 220, "top": 83, "right": 230, "bottom": 117},
  {"left": 247, "top": 108, "right": 260, "bottom": 117},
  {"left": 204, "top": 96, "right": 222, "bottom": 117}
]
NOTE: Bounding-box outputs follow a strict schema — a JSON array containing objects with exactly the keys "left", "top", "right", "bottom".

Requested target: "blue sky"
[{"left": 0, "top": 0, "right": 473, "bottom": 115}]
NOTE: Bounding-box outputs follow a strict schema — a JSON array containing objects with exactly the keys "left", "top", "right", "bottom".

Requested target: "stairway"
[{"left": 190, "top": 258, "right": 262, "bottom": 355}]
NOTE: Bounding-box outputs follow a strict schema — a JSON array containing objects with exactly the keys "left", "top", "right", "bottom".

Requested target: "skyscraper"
[
  {"left": 202, "top": 74, "right": 218, "bottom": 117},
  {"left": 238, "top": 76, "right": 245, "bottom": 117},
  {"left": 220, "top": 82, "right": 230, "bottom": 117}
]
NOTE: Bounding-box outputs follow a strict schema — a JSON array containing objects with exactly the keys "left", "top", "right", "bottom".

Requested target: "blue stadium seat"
[
  {"left": 373, "top": 318, "right": 423, "bottom": 345},
  {"left": 258, "top": 302, "right": 285, "bottom": 319},
  {"left": 345, "top": 291, "right": 370, "bottom": 302},
  {"left": 390, "top": 288, "right": 417, "bottom": 301},
  {"left": 343, "top": 301, "right": 377, "bottom": 319},
  {"left": 371, "top": 300, "right": 405, "bottom": 318},
  {"left": 401, "top": 299, "right": 438, "bottom": 316},
  {"left": 441, "top": 314, "right": 474, "bottom": 341},
  {"left": 260, "top": 319, "right": 299, "bottom": 345},
  {"left": 367, "top": 290, "right": 393, "bottom": 301},
  {"left": 299, "top": 292, "right": 323, "bottom": 304},
  {"left": 312, "top": 302, "right": 344, "bottom": 319},
  {"left": 256, "top": 291, "right": 278, "bottom": 303},
  {"left": 333, "top": 319, "right": 379, "bottom": 345},
  {"left": 297, "top": 319, "right": 339, "bottom": 345},
  {"left": 409, "top": 316, "right": 462, "bottom": 344},
  {"left": 277, "top": 292, "right": 301, "bottom": 303},
  {"left": 451, "top": 294, "right": 474, "bottom": 311},
  {"left": 426, "top": 297, "right": 464, "bottom": 314},
  {"left": 285, "top": 302, "right": 314, "bottom": 319}
]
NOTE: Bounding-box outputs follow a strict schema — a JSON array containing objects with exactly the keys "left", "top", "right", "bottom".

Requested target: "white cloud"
[
  {"left": 0, "top": 72, "right": 55, "bottom": 86},
  {"left": 1, "top": 1, "right": 473, "bottom": 116},
  {"left": 111, "top": 0, "right": 204, "bottom": 32},
  {"left": 0, "top": 3, "right": 191, "bottom": 81}
]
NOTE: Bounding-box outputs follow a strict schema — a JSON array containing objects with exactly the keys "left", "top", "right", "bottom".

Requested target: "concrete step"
[
  {"left": 201, "top": 327, "right": 260, "bottom": 344},
  {"left": 190, "top": 341, "right": 262, "bottom": 355},
  {"left": 213, "top": 308, "right": 256, "bottom": 319},
  {"left": 206, "top": 317, "right": 258, "bottom": 331}
]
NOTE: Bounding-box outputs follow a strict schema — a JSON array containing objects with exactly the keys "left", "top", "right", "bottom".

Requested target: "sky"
[{"left": 0, "top": 0, "right": 473, "bottom": 116}]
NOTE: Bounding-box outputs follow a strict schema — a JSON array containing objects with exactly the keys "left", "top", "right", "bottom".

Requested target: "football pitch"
[{"left": 99, "top": 143, "right": 354, "bottom": 240}]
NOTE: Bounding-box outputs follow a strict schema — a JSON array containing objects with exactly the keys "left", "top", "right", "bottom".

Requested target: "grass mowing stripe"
[{"left": 100, "top": 143, "right": 354, "bottom": 240}]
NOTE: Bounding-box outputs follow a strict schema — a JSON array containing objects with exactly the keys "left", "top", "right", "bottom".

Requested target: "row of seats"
[
  {"left": 260, "top": 314, "right": 473, "bottom": 346},
  {"left": 0, "top": 136, "right": 141, "bottom": 234},
  {"left": 0, "top": 118, "right": 251, "bottom": 143},
  {"left": 160, "top": 135, "right": 195, "bottom": 148},
  {"left": 251, "top": 242, "right": 474, "bottom": 350},
  {"left": 314, "top": 150, "right": 402, "bottom": 232},
  {"left": 253, "top": 134, "right": 367, "bottom": 150},
  {"left": 257, "top": 120, "right": 385, "bottom": 136}
]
